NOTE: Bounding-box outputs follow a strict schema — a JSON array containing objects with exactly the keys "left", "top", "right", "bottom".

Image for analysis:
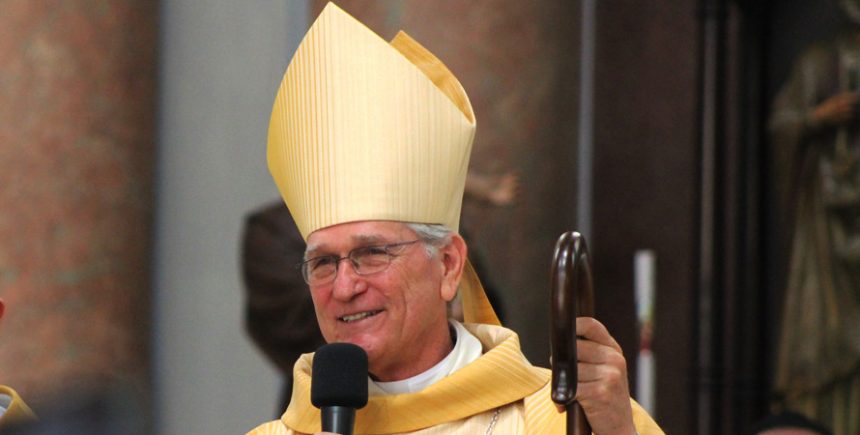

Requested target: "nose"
[{"left": 331, "top": 259, "right": 368, "bottom": 301}]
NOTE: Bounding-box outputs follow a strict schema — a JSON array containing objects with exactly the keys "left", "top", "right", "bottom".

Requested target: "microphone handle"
[{"left": 321, "top": 406, "right": 356, "bottom": 435}]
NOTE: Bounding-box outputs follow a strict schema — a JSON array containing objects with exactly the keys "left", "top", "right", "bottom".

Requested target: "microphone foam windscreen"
[{"left": 311, "top": 343, "right": 369, "bottom": 409}]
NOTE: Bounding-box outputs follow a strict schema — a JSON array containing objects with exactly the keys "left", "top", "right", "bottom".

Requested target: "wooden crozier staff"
[{"left": 550, "top": 231, "right": 595, "bottom": 435}]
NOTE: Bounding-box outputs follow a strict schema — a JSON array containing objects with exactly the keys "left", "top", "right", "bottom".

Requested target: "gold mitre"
[
  {"left": 268, "top": 2, "right": 499, "bottom": 325},
  {"left": 268, "top": 2, "right": 475, "bottom": 239}
]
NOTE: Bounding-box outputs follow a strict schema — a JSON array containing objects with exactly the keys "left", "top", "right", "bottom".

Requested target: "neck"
[
  {"left": 368, "top": 321, "right": 483, "bottom": 396},
  {"left": 369, "top": 319, "right": 455, "bottom": 382}
]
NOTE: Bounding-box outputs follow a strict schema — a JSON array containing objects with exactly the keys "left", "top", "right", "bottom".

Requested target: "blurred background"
[{"left": 1, "top": 0, "right": 856, "bottom": 434}]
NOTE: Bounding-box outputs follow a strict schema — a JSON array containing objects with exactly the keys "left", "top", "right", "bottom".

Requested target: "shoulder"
[
  {"left": 0, "top": 385, "right": 37, "bottom": 428},
  {"left": 243, "top": 201, "right": 304, "bottom": 244},
  {"left": 246, "top": 419, "right": 295, "bottom": 435}
]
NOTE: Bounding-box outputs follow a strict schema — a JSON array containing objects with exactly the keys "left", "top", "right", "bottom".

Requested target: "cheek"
[
  {"left": 309, "top": 289, "right": 334, "bottom": 331},
  {"left": 309, "top": 287, "right": 329, "bottom": 308},
  {"left": 394, "top": 265, "right": 443, "bottom": 313}
]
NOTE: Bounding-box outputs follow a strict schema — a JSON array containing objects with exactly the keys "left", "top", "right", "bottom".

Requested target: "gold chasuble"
[
  {"left": 0, "top": 385, "right": 36, "bottom": 429},
  {"left": 247, "top": 324, "right": 663, "bottom": 435}
]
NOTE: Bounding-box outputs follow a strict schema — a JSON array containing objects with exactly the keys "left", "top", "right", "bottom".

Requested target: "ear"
[{"left": 439, "top": 234, "right": 467, "bottom": 302}]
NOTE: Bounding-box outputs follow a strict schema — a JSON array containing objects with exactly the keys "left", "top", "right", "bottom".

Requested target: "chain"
[{"left": 484, "top": 408, "right": 502, "bottom": 435}]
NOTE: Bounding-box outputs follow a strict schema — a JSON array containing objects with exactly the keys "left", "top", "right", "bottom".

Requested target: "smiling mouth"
[{"left": 339, "top": 310, "right": 382, "bottom": 323}]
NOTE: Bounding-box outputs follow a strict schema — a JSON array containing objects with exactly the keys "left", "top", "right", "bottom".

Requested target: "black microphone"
[{"left": 311, "top": 343, "right": 368, "bottom": 435}]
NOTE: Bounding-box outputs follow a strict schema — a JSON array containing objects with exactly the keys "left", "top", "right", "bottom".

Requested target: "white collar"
[{"left": 368, "top": 320, "right": 483, "bottom": 396}]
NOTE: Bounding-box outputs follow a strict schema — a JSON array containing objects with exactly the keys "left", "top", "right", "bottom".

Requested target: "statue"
[{"left": 768, "top": 1, "right": 860, "bottom": 433}]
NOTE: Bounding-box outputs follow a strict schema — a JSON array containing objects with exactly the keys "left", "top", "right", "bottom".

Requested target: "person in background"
[{"left": 242, "top": 201, "right": 325, "bottom": 415}]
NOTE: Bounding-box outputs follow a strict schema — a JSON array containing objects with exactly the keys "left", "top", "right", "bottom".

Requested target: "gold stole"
[{"left": 281, "top": 324, "right": 549, "bottom": 434}]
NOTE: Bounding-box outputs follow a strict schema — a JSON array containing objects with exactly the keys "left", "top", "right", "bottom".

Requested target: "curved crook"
[{"left": 550, "top": 231, "right": 595, "bottom": 435}]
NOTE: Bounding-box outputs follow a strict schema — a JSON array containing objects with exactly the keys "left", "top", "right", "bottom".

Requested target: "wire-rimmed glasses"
[{"left": 299, "top": 239, "right": 421, "bottom": 286}]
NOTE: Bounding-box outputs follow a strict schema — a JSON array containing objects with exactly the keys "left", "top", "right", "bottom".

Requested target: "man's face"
[{"left": 305, "top": 221, "right": 460, "bottom": 380}]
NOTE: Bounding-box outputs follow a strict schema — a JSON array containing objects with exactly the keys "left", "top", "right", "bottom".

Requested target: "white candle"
[{"left": 634, "top": 249, "right": 656, "bottom": 416}]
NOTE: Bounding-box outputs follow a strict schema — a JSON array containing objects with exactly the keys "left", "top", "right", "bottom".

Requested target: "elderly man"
[
  {"left": 248, "top": 3, "right": 662, "bottom": 434},
  {"left": 0, "top": 299, "right": 36, "bottom": 430}
]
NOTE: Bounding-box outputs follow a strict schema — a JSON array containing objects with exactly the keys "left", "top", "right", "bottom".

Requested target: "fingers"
[
  {"left": 574, "top": 318, "right": 629, "bottom": 394},
  {"left": 830, "top": 94, "right": 858, "bottom": 122},
  {"left": 813, "top": 92, "right": 860, "bottom": 125},
  {"left": 576, "top": 317, "right": 622, "bottom": 353},
  {"left": 826, "top": 92, "right": 860, "bottom": 111},
  {"left": 572, "top": 317, "right": 636, "bottom": 434},
  {"left": 576, "top": 339, "right": 627, "bottom": 373},
  {"left": 575, "top": 363, "right": 629, "bottom": 398},
  {"left": 574, "top": 377, "right": 635, "bottom": 435},
  {"left": 575, "top": 361, "right": 635, "bottom": 435},
  {"left": 489, "top": 171, "right": 520, "bottom": 206},
  {"left": 576, "top": 333, "right": 628, "bottom": 391}
]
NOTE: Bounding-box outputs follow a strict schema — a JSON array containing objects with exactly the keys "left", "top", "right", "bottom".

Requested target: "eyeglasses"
[{"left": 299, "top": 240, "right": 421, "bottom": 286}]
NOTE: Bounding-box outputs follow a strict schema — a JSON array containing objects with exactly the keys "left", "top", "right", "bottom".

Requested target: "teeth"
[{"left": 340, "top": 311, "right": 380, "bottom": 323}]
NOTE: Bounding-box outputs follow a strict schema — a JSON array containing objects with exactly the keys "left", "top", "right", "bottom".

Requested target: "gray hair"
[{"left": 405, "top": 223, "right": 454, "bottom": 257}]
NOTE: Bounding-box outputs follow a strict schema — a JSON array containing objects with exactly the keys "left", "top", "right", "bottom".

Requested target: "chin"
[
  {"left": 329, "top": 332, "right": 371, "bottom": 350},
  {"left": 352, "top": 338, "right": 386, "bottom": 366}
]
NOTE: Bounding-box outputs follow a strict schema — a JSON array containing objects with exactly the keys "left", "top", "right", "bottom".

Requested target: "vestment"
[
  {"left": 257, "top": 4, "right": 662, "bottom": 433},
  {"left": 769, "top": 32, "right": 860, "bottom": 434},
  {"left": 247, "top": 323, "right": 663, "bottom": 434},
  {"left": 0, "top": 385, "right": 36, "bottom": 429}
]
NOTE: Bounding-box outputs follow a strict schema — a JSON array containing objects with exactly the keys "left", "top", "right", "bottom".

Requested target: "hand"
[
  {"left": 464, "top": 171, "right": 520, "bottom": 206},
  {"left": 810, "top": 92, "right": 860, "bottom": 127},
  {"left": 487, "top": 171, "right": 519, "bottom": 206},
  {"left": 575, "top": 317, "right": 636, "bottom": 435}
]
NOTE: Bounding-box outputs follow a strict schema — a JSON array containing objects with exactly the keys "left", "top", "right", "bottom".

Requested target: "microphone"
[{"left": 311, "top": 343, "right": 369, "bottom": 435}]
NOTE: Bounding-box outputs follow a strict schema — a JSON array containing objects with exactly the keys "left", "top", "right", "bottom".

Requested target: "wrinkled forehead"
[{"left": 305, "top": 220, "right": 415, "bottom": 254}]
